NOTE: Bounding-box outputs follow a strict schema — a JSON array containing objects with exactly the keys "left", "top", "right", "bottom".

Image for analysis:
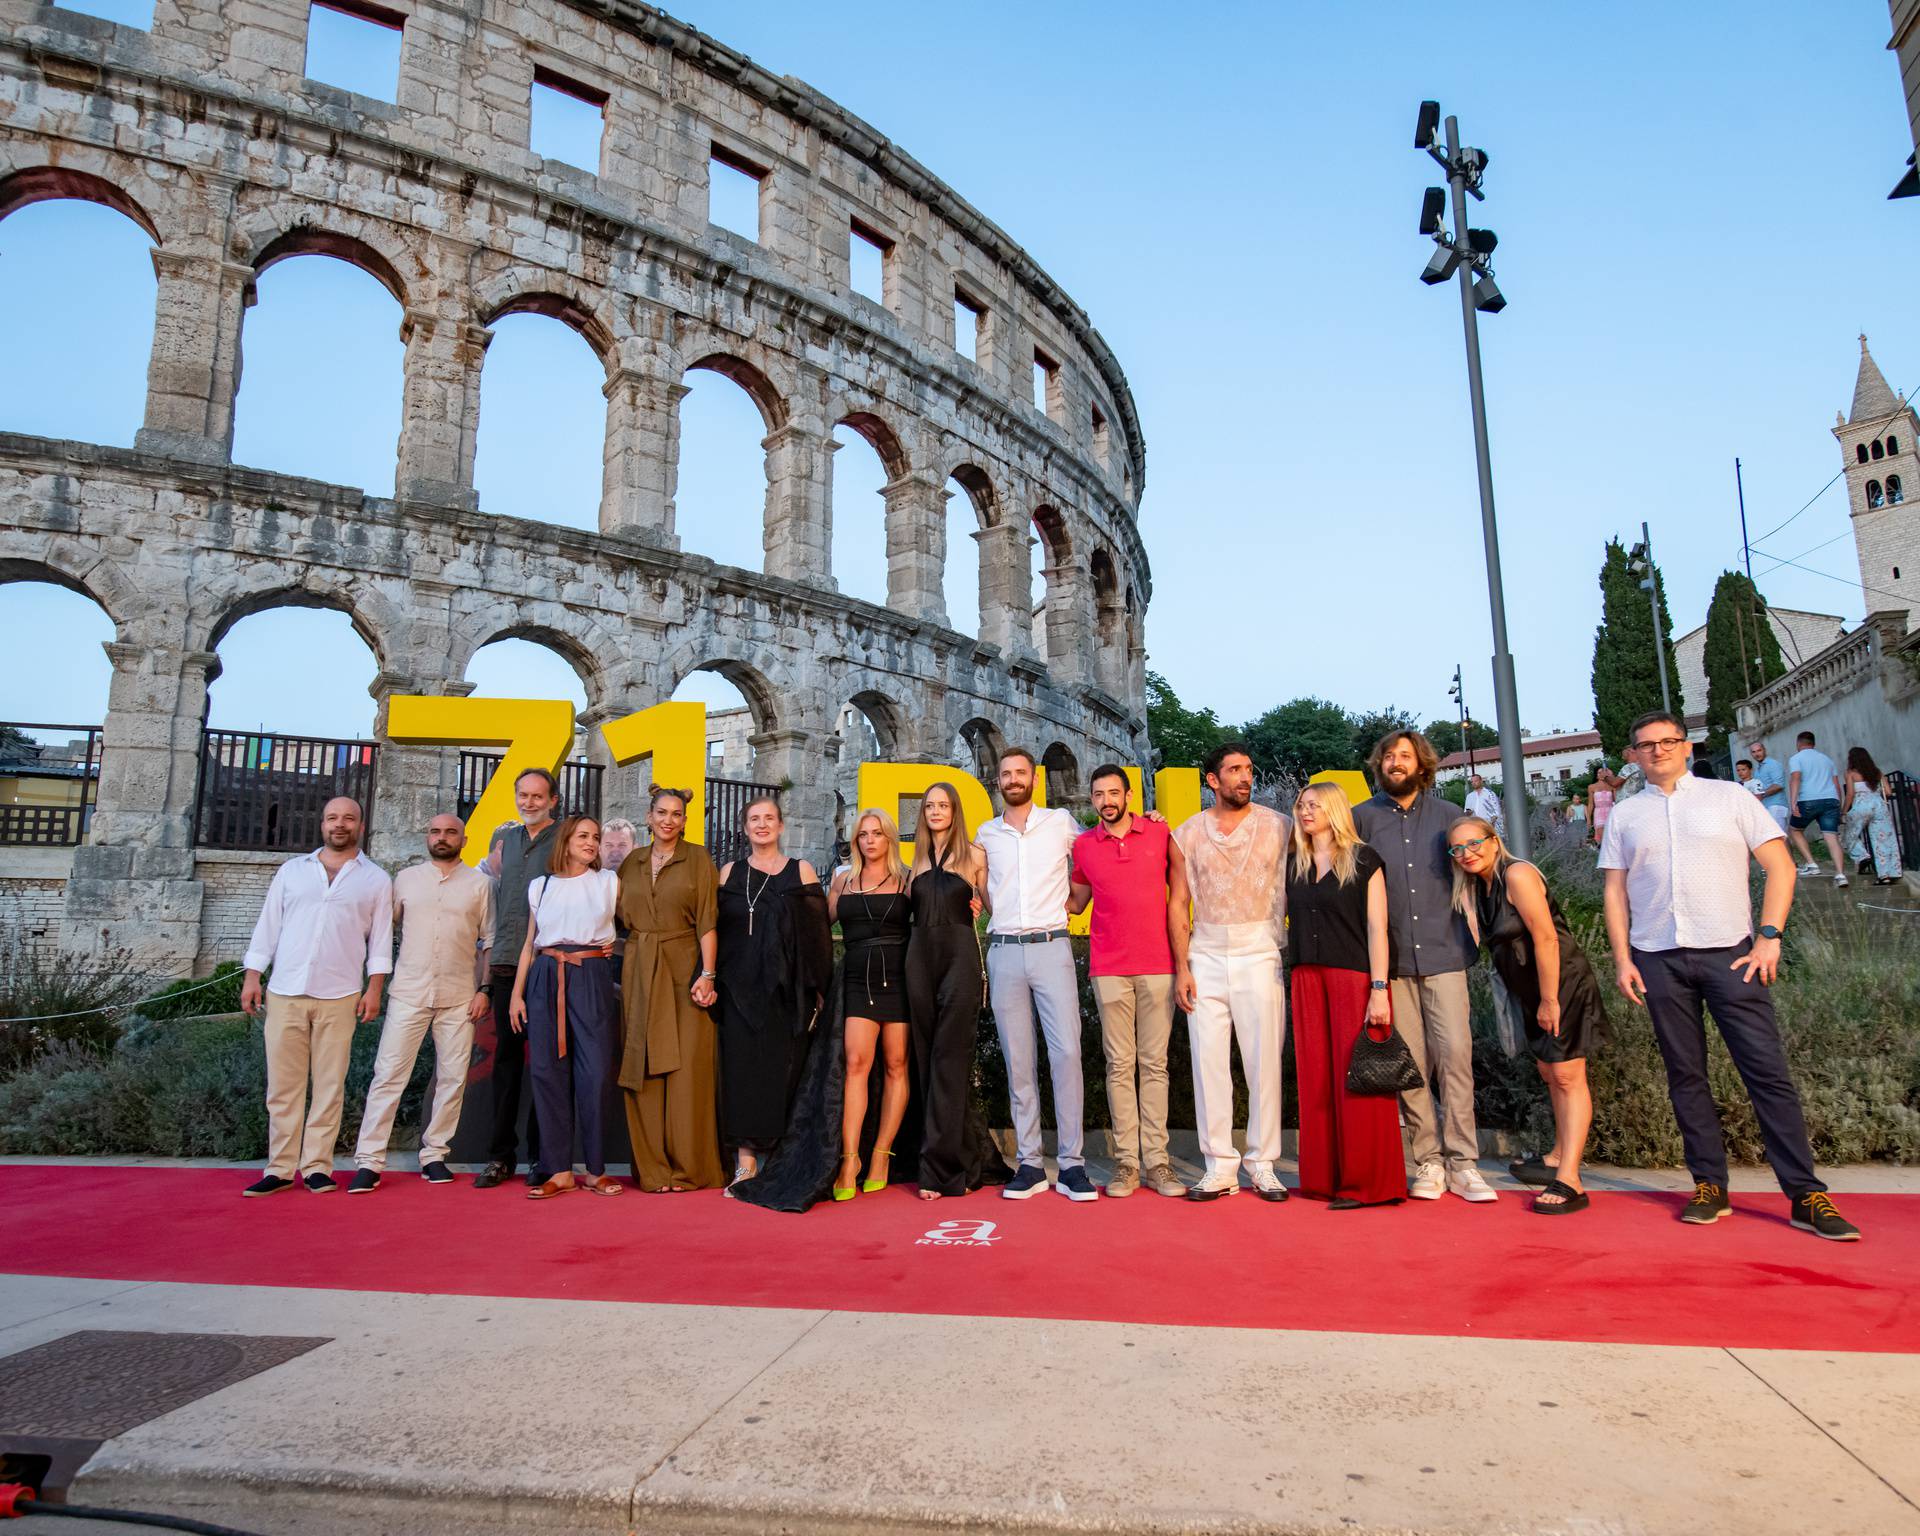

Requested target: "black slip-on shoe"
[
  {"left": 243, "top": 1175, "right": 294, "bottom": 1198},
  {"left": 348, "top": 1170, "right": 380, "bottom": 1194},
  {"left": 303, "top": 1172, "right": 338, "bottom": 1194},
  {"left": 421, "top": 1161, "right": 454, "bottom": 1184}
]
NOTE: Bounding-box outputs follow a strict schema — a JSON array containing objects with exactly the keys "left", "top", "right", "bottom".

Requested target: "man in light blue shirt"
[
  {"left": 1745, "top": 738, "right": 1788, "bottom": 833},
  {"left": 1785, "top": 730, "right": 1847, "bottom": 887}
]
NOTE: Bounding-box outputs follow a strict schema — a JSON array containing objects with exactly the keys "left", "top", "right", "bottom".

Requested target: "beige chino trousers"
[
  {"left": 354, "top": 999, "right": 475, "bottom": 1172},
  {"left": 263, "top": 992, "right": 359, "bottom": 1178},
  {"left": 1091, "top": 973, "right": 1175, "bottom": 1171},
  {"left": 1390, "top": 971, "right": 1478, "bottom": 1169}
]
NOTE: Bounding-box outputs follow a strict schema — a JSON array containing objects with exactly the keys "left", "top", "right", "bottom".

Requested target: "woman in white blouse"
[{"left": 510, "top": 815, "right": 625, "bottom": 1200}]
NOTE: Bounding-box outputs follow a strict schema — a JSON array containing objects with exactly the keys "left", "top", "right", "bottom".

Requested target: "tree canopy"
[
  {"left": 1702, "top": 571, "right": 1787, "bottom": 758},
  {"left": 1591, "top": 536, "right": 1684, "bottom": 757}
]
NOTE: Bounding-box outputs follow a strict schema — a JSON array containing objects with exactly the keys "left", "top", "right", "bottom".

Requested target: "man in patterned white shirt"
[{"left": 1600, "top": 709, "right": 1859, "bottom": 1242}]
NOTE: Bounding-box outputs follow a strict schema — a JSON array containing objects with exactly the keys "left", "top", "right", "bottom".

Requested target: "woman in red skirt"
[{"left": 1286, "top": 784, "right": 1405, "bottom": 1209}]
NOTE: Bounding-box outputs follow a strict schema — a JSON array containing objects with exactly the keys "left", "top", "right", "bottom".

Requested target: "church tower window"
[
  {"left": 1887, "top": 475, "right": 1904, "bottom": 505},
  {"left": 1866, "top": 479, "right": 1885, "bottom": 509},
  {"left": 1857, "top": 443, "right": 1870, "bottom": 463},
  {"left": 1871, "top": 440, "right": 1884, "bottom": 460},
  {"left": 1887, "top": 435, "right": 1900, "bottom": 454}
]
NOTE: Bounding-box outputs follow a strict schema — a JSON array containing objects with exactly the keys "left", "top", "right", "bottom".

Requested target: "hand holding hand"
[
  {"left": 355, "top": 986, "right": 382, "bottom": 1024},
  {"left": 690, "top": 975, "right": 717, "bottom": 1009}
]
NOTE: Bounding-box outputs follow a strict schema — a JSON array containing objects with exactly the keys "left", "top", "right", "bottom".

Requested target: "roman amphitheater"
[{"left": 0, "top": 0, "right": 1152, "bottom": 973}]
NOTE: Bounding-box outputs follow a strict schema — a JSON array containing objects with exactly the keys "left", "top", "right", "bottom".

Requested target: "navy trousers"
[
  {"left": 1633, "top": 941, "right": 1823, "bottom": 1196},
  {"left": 524, "top": 951, "right": 617, "bottom": 1182}
]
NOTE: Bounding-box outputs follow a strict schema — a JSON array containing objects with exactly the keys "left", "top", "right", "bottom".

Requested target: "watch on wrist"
[
  {"left": 1757, "top": 924, "right": 1782, "bottom": 941},
  {"left": 1370, "top": 980, "right": 1389, "bottom": 991}
]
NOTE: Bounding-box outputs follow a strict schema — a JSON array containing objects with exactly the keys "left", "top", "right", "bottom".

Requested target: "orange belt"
[{"left": 537, "top": 945, "right": 612, "bottom": 1058}]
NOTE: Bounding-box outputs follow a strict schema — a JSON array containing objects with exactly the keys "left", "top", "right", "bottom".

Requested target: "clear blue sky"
[{"left": 2, "top": 1, "right": 1913, "bottom": 746}]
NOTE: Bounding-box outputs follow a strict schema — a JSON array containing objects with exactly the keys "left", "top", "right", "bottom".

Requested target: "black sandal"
[
  {"left": 1508, "top": 1155, "right": 1555, "bottom": 1187},
  {"left": 1532, "top": 1178, "right": 1589, "bottom": 1215}
]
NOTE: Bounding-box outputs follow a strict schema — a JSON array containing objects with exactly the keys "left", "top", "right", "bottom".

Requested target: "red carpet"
[{"left": 4, "top": 1167, "right": 1913, "bottom": 1353}]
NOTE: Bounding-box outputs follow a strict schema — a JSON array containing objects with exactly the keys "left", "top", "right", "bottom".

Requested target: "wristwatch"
[
  {"left": 1370, "top": 980, "right": 1389, "bottom": 991},
  {"left": 1757, "top": 924, "right": 1782, "bottom": 941}
]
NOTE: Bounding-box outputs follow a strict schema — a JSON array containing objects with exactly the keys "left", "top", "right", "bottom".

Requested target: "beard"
[
  {"left": 1001, "top": 781, "right": 1032, "bottom": 807},
  {"left": 324, "top": 826, "right": 357, "bottom": 848},
  {"left": 1098, "top": 803, "right": 1127, "bottom": 824},
  {"left": 1379, "top": 764, "right": 1420, "bottom": 793},
  {"left": 1217, "top": 781, "right": 1252, "bottom": 809}
]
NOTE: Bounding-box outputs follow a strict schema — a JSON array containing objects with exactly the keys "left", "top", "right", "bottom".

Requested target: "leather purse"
[{"left": 1346, "top": 1022, "right": 1424, "bottom": 1096}]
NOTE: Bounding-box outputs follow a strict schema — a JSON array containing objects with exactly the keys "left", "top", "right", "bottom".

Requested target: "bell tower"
[{"left": 1833, "top": 335, "right": 1920, "bottom": 630}]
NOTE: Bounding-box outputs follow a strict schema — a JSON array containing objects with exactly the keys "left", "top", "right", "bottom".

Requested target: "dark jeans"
[
  {"left": 486, "top": 963, "right": 538, "bottom": 1167},
  {"left": 1633, "top": 942, "right": 1824, "bottom": 1196}
]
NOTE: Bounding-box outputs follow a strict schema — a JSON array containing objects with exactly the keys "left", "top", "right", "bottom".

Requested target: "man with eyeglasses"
[{"left": 1599, "top": 709, "right": 1859, "bottom": 1241}]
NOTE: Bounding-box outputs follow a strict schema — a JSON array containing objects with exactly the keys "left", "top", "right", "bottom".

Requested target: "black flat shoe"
[
  {"left": 303, "top": 1172, "right": 338, "bottom": 1193},
  {"left": 1329, "top": 1197, "right": 1402, "bottom": 1210},
  {"left": 472, "top": 1161, "right": 510, "bottom": 1190},
  {"left": 1531, "top": 1178, "right": 1589, "bottom": 1215}
]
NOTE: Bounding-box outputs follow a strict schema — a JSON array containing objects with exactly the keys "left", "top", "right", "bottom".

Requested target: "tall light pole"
[
  {"left": 1448, "top": 664, "right": 1473, "bottom": 772},
  {"left": 1629, "top": 522, "right": 1672, "bottom": 716},
  {"left": 1415, "top": 101, "right": 1529, "bottom": 856}
]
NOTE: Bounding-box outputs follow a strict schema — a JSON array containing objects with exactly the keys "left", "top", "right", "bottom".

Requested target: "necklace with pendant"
[{"left": 744, "top": 860, "right": 778, "bottom": 934}]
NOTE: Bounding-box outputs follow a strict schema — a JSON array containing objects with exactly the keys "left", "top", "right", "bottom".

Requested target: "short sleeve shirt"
[
  {"left": 1788, "top": 749, "right": 1840, "bottom": 802},
  {"left": 1750, "top": 756, "right": 1786, "bottom": 802},
  {"left": 1597, "top": 774, "right": 1784, "bottom": 951},
  {"left": 1072, "top": 817, "right": 1173, "bottom": 977}
]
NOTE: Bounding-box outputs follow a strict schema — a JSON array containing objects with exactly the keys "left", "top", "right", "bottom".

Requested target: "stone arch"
[
  {"left": 666, "top": 652, "right": 787, "bottom": 739},
  {"left": 199, "top": 577, "right": 398, "bottom": 676},
  {"left": 0, "top": 553, "right": 138, "bottom": 634},
  {"left": 1041, "top": 740, "right": 1082, "bottom": 809},
  {"left": 0, "top": 166, "right": 163, "bottom": 244},
  {"left": 453, "top": 612, "right": 614, "bottom": 712},
  {"left": 1089, "top": 547, "right": 1124, "bottom": 693},
  {"left": 954, "top": 715, "right": 1006, "bottom": 781},
  {"left": 246, "top": 221, "right": 412, "bottom": 307},
  {"left": 684, "top": 352, "right": 788, "bottom": 433},
  {"left": 475, "top": 276, "right": 618, "bottom": 369},
  {"left": 945, "top": 461, "right": 999, "bottom": 528},
  {"left": 836, "top": 410, "right": 910, "bottom": 481}
]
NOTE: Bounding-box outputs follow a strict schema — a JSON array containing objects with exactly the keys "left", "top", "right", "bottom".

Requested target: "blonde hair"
[
  {"left": 849, "top": 807, "right": 909, "bottom": 887},
  {"left": 1445, "top": 814, "right": 1515, "bottom": 916},
  {"left": 909, "top": 782, "right": 972, "bottom": 878},
  {"left": 1288, "top": 783, "right": 1365, "bottom": 886}
]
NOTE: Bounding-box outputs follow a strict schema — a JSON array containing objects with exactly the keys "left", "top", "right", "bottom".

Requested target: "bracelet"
[{"left": 698, "top": 970, "right": 717, "bottom": 980}]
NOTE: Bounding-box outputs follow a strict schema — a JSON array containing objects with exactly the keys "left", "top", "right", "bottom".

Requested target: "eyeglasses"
[
  {"left": 1632, "top": 736, "right": 1688, "bottom": 753},
  {"left": 1446, "top": 838, "right": 1490, "bottom": 859}
]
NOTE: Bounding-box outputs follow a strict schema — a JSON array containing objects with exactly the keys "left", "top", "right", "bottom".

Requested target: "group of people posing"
[{"left": 236, "top": 713, "right": 1861, "bottom": 1243}]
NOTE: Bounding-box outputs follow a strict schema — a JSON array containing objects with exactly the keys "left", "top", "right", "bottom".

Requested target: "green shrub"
[
  {"left": 0, "top": 925, "right": 154, "bottom": 1075},
  {"left": 137, "top": 963, "right": 245, "bottom": 1022}
]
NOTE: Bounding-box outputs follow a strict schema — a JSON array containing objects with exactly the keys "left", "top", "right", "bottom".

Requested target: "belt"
[
  {"left": 537, "top": 944, "right": 612, "bottom": 1058},
  {"left": 986, "top": 929, "right": 1070, "bottom": 947}
]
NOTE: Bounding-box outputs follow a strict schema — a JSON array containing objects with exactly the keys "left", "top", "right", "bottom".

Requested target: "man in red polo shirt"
[{"left": 1069, "top": 764, "right": 1184, "bottom": 1199}]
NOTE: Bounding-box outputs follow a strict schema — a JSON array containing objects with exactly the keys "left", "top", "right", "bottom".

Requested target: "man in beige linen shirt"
[{"left": 350, "top": 814, "right": 494, "bottom": 1191}]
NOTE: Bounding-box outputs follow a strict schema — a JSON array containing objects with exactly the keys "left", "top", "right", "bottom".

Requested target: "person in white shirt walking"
[
  {"left": 1600, "top": 710, "right": 1859, "bottom": 1241},
  {"left": 1785, "top": 730, "right": 1848, "bottom": 887},
  {"left": 1463, "top": 774, "right": 1504, "bottom": 835},
  {"left": 349, "top": 814, "right": 494, "bottom": 1191},
  {"left": 240, "top": 797, "right": 393, "bottom": 1196},
  {"left": 977, "top": 747, "right": 1096, "bottom": 1202}
]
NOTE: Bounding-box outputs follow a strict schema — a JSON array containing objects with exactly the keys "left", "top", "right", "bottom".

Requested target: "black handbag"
[{"left": 1346, "top": 1020, "right": 1424, "bottom": 1096}]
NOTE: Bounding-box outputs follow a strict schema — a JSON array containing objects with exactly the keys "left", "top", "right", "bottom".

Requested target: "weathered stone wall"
[
  {"left": 0, "top": 0, "right": 1153, "bottom": 972},
  {"left": 0, "top": 847, "right": 73, "bottom": 949}
]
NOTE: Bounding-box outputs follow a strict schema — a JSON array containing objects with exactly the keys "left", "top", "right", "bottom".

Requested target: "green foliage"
[
  {"left": 1702, "top": 571, "right": 1788, "bottom": 758},
  {"left": 1241, "top": 697, "right": 1360, "bottom": 781},
  {"left": 1425, "top": 717, "right": 1500, "bottom": 759},
  {"left": 1591, "top": 537, "right": 1685, "bottom": 757},
  {"left": 1145, "top": 670, "right": 1228, "bottom": 771},
  {"left": 1347, "top": 706, "right": 1418, "bottom": 771},
  {"left": 138, "top": 963, "right": 246, "bottom": 1022},
  {"left": 0, "top": 927, "right": 151, "bottom": 1076}
]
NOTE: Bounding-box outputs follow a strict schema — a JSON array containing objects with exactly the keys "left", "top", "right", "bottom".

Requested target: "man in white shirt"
[
  {"left": 1600, "top": 710, "right": 1859, "bottom": 1242},
  {"left": 1464, "top": 774, "right": 1504, "bottom": 835},
  {"left": 349, "top": 814, "right": 494, "bottom": 1192},
  {"left": 1785, "top": 730, "right": 1848, "bottom": 887},
  {"left": 240, "top": 797, "right": 394, "bottom": 1197},
  {"left": 977, "top": 747, "right": 1096, "bottom": 1202}
]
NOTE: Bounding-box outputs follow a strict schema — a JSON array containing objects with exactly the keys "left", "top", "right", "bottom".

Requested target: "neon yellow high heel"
[
  {"left": 862, "top": 1148, "right": 893, "bottom": 1194},
  {"left": 832, "top": 1153, "right": 861, "bottom": 1202}
]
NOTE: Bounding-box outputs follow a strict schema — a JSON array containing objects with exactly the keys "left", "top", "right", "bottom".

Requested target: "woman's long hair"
[
  {"left": 1445, "top": 814, "right": 1514, "bottom": 916},
  {"left": 909, "top": 782, "right": 970, "bottom": 879},
  {"left": 849, "top": 807, "right": 909, "bottom": 886},
  {"left": 1287, "top": 783, "right": 1365, "bottom": 886},
  {"left": 547, "top": 814, "right": 601, "bottom": 875},
  {"left": 1847, "top": 746, "right": 1884, "bottom": 791}
]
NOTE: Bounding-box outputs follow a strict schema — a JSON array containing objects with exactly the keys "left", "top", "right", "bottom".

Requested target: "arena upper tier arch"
[{"left": 0, "top": 0, "right": 1152, "bottom": 970}]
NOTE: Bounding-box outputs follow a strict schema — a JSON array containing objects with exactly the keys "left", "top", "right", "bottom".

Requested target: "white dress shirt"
[
  {"left": 244, "top": 848, "right": 395, "bottom": 999},
  {"left": 977, "top": 804, "right": 1079, "bottom": 934},
  {"left": 1597, "top": 774, "right": 1784, "bottom": 952},
  {"left": 1464, "top": 786, "right": 1504, "bottom": 829}
]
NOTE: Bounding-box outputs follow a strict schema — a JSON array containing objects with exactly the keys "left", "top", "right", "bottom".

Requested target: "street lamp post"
[
  {"left": 1630, "top": 521, "right": 1673, "bottom": 716},
  {"left": 1415, "top": 101, "right": 1529, "bottom": 856}
]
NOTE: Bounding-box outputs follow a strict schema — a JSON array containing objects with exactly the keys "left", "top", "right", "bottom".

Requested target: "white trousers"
[
  {"left": 353, "top": 999, "right": 475, "bottom": 1171},
  {"left": 1187, "top": 922, "right": 1286, "bottom": 1176}
]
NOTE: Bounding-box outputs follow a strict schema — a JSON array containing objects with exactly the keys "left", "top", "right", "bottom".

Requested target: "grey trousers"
[
  {"left": 1391, "top": 970, "right": 1478, "bottom": 1168},
  {"left": 988, "top": 938, "right": 1085, "bottom": 1169}
]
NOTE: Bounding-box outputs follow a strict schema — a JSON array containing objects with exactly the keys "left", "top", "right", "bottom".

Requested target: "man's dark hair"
[
  {"left": 1366, "top": 729, "right": 1438, "bottom": 793},
  {"left": 513, "top": 766, "right": 559, "bottom": 797},
  {"left": 998, "top": 746, "right": 1037, "bottom": 771},
  {"left": 1202, "top": 740, "right": 1253, "bottom": 783},
  {"left": 1089, "top": 763, "right": 1129, "bottom": 792},
  {"left": 1797, "top": 730, "right": 1816, "bottom": 747},
  {"left": 1626, "top": 709, "right": 1686, "bottom": 746}
]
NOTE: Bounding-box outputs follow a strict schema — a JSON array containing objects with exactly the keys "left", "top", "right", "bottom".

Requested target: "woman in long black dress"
[
  {"left": 829, "top": 809, "right": 912, "bottom": 1198},
  {"left": 905, "top": 781, "right": 988, "bottom": 1202},
  {"left": 715, "top": 796, "right": 830, "bottom": 1191},
  {"left": 1447, "top": 814, "right": 1605, "bottom": 1215}
]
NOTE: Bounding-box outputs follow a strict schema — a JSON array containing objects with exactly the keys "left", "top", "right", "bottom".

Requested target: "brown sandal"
[
  {"left": 579, "top": 1174, "right": 625, "bottom": 1197},
  {"left": 526, "top": 1176, "right": 576, "bottom": 1200}
]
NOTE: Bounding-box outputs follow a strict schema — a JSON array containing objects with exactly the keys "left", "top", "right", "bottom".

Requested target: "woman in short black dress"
[
  {"left": 829, "top": 809, "right": 913, "bottom": 1198},
  {"left": 1448, "top": 814, "right": 1604, "bottom": 1214}
]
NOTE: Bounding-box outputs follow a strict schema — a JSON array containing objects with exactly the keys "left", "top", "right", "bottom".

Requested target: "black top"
[{"left": 1284, "top": 843, "right": 1385, "bottom": 973}]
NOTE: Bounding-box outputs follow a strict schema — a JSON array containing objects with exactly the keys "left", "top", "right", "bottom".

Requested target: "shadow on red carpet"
[{"left": 3, "top": 1167, "right": 1911, "bottom": 1353}]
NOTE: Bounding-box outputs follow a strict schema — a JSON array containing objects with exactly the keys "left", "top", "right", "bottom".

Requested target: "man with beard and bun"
[
  {"left": 1068, "top": 764, "right": 1184, "bottom": 1199},
  {"left": 1354, "top": 730, "right": 1497, "bottom": 1204},
  {"left": 240, "top": 797, "right": 393, "bottom": 1196},
  {"left": 977, "top": 746, "right": 1098, "bottom": 1202},
  {"left": 1168, "top": 742, "right": 1291, "bottom": 1203}
]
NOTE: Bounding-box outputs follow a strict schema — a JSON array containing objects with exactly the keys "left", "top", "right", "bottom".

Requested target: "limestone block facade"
[{"left": 0, "top": 0, "right": 1153, "bottom": 973}]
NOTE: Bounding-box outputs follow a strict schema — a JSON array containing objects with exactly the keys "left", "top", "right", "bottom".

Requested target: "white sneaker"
[
  {"left": 1185, "top": 1169, "right": 1240, "bottom": 1203},
  {"left": 1410, "top": 1160, "right": 1446, "bottom": 1200},
  {"left": 1448, "top": 1165, "right": 1499, "bottom": 1203},
  {"left": 1834, "top": 873, "right": 1850, "bottom": 888},
  {"left": 1247, "top": 1162, "right": 1290, "bottom": 1203},
  {"left": 1798, "top": 862, "right": 1820, "bottom": 877}
]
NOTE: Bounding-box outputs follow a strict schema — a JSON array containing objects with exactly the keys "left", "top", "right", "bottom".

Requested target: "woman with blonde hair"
[
  {"left": 1285, "top": 783, "right": 1403, "bottom": 1209},
  {"left": 1446, "top": 814, "right": 1603, "bottom": 1214}
]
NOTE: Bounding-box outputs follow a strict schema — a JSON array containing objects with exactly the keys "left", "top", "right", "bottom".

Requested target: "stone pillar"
[
  {"left": 61, "top": 640, "right": 219, "bottom": 969},
  {"left": 1042, "top": 560, "right": 1091, "bottom": 686},
  {"left": 136, "top": 250, "right": 253, "bottom": 465},
  {"left": 395, "top": 305, "right": 490, "bottom": 509},
  {"left": 762, "top": 422, "right": 834, "bottom": 587},
  {"left": 1094, "top": 591, "right": 1128, "bottom": 696},
  {"left": 976, "top": 521, "right": 1035, "bottom": 657},
  {"left": 748, "top": 727, "right": 834, "bottom": 869},
  {"left": 882, "top": 471, "right": 948, "bottom": 625},
  {"left": 600, "top": 336, "right": 685, "bottom": 548}
]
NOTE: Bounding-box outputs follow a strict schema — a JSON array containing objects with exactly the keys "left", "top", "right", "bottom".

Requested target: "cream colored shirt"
[
  {"left": 389, "top": 860, "right": 494, "bottom": 1008},
  {"left": 1174, "top": 805, "right": 1290, "bottom": 943}
]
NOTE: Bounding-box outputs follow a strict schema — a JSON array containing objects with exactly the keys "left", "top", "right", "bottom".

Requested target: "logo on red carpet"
[{"left": 915, "top": 1219, "right": 1000, "bottom": 1247}]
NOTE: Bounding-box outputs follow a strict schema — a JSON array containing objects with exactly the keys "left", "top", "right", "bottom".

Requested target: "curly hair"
[{"left": 1367, "top": 729, "right": 1439, "bottom": 793}]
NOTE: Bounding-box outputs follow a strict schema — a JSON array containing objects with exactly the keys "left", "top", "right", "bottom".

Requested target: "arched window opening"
[
  {"left": 830, "top": 422, "right": 891, "bottom": 607},
  {"left": 210, "top": 606, "right": 379, "bottom": 739},
  {"left": 1887, "top": 475, "right": 1904, "bottom": 505},
  {"left": 474, "top": 312, "right": 606, "bottom": 531},
  {"left": 676, "top": 365, "right": 777, "bottom": 574},
  {"left": 1871, "top": 439, "right": 1884, "bottom": 461},
  {"left": 1041, "top": 742, "right": 1082, "bottom": 812},
  {"left": 233, "top": 253, "right": 404, "bottom": 494},
  {"left": 671, "top": 668, "right": 763, "bottom": 782},
  {"left": 461, "top": 636, "right": 596, "bottom": 820},
  {"left": 1888, "top": 435, "right": 1900, "bottom": 455},
  {"left": 0, "top": 581, "right": 112, "bottom": 848},
  {"left": 943, "top": 468, "right": 993, "bottom": 641},
  {"left": 1030, "top": 507, "right": 1072, "bottom": 664},
  {"left": 1027, "top": 522, "right": 1047, "bottom": 660},
  {"left": 831, "top": 696, "right": 895, "bottom": 864},
  {"left": 954, "top": 717, "right": 1005, "bottom": 784},
  {"left": 0, "top": 199, "right": 156, "bottom": 447},
  {"left": 1866, "top": 479, "right": 1885, "bottom": 510},
  {"left": 1857, "top": 444, "right": 1871, "bottom": 464}
]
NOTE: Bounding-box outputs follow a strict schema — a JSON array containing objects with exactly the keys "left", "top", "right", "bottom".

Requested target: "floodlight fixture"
[
  {"left": 1459, "top": 146, "right": 1489, "bottom": 181},
  {"left": 1419, "top": 186, "right": 1446, "bottom": 236},
  {"left": 1471, "top": 273, "right": 1505, "bottom": 313},
  {"left": 1415, "top": 100, "right": 1441, "bottom": 150},
  {"left": 1421, "top": 244, "right": 1463, "bottom": 285},
  {"left": 1465, "top": 227, "right": 1498, "bottom": 256}
]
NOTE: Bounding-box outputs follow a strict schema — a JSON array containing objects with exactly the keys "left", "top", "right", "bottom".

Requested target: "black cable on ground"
[{"left": 0, "top": 1487, "right": 265, "bottom": 1536}]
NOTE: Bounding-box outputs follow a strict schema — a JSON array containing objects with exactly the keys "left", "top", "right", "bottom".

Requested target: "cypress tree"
[
  {"left": 1701, "top": 571, "right": 1787, "bottom": 757},
  {"left": 1591, "top": 537, "right": 1685, "bottom": 757}
]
